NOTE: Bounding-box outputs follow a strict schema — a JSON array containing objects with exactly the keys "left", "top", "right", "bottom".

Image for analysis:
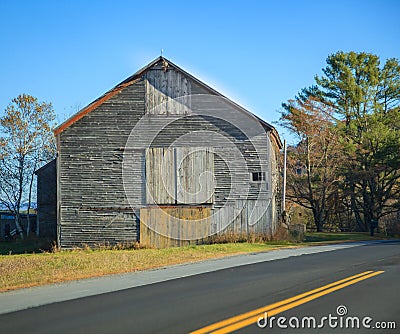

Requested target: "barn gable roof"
[
  {"left": 34, "top": 158, "right": 56, "bottom": 176},
  {"left": 54, "top": 56, "right": 282, "bottom": 147}
]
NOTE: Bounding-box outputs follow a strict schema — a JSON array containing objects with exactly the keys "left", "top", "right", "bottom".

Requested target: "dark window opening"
[{"left": 252, "top": 172, "right": 265, "bottom": 182}]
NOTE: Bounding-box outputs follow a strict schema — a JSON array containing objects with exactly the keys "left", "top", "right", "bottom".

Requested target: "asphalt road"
[{"left": 1, "top": 241, "right": 399, "bottom": 334}]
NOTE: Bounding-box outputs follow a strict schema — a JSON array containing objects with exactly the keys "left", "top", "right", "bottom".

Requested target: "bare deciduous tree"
[
  {"left": 280, "top": 96, "right": 344, "bottom": 231},
  {"left": 0, "top": 94, "right": 56, "bottom": 238}
]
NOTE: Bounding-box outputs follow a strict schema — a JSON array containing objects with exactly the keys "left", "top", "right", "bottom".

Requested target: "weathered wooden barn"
[{"left": 41, "top": 56, "right": 282, "bottom": 248}]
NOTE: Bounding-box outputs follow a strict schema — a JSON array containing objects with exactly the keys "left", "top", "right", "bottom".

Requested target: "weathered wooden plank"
[
  {"left": 139, "top": 206, "right": 211, "bottom": 248},
  {"left": 144, "top": 69, "right": 192, "bottom": 115},
  {"left": 176, "top": 147, "right": 214, "bottom": 204},
  {"left": 145, "top": 147, "right": 176, "bottom": 204}
]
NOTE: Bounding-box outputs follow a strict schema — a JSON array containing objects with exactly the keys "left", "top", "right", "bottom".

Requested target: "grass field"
[
  {"left": 304, "top": 232, "right": 383, "bottom": 242},
  {"left": 0, "top": 242, "right": 296, "bottom": 292},
  {"left": 0, "top": 232, "right": 388, "bottom": 292}
]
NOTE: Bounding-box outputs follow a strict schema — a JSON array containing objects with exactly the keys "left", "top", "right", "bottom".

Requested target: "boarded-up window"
[
  {"left": 145, "top": 148, "right": 176, "bottom": 204},
  {"left": 176, "top": 148, "right": 214, "bottom": 204},
  {"left": 145, "top": 147, "right": 214, "bottom": 205}
]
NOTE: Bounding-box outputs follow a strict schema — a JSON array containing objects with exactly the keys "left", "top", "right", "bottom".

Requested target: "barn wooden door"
[{"left": 145, "top": 147, "right": 214, "bottom": 205}]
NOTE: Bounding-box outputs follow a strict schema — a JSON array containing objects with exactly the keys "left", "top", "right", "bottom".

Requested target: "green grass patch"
[{"left": 304, "top": 232, "right": 384, "bottom": 242}]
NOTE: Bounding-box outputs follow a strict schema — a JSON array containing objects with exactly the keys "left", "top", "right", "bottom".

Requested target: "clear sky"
[{"left": 0, "top": 0, "right": 399, "bottom": 142}]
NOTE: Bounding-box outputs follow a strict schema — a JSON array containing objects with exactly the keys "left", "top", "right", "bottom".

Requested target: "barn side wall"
[
  {"left": 36, "top": 159, "right": 57, "bottom": 239},
  {"left": 58, "top": 81, "right": 146, "bottom": 248}
]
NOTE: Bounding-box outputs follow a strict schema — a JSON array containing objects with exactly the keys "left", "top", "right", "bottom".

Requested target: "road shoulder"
[{"left": 0, "top": 241, "right": 375, "bottom": 315}]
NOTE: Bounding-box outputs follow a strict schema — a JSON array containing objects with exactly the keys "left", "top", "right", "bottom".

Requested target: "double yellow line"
[{"left": 191, "top": 270, "right": 384, "bottom": 334}]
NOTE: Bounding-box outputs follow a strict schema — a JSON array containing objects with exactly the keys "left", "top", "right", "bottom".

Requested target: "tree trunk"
[
  {"left": 26, "top": 164, "right": 36, "bottom": 237},
  {"left": 26, "top": 212, "right": 31, "bottom": 237},
  {"left": 349, "top": 182, "right": 366, "bottom": 231},
  {"left": 14, "top": 212, "right": 24, "bottom": 239},
  {"left": 16, "top": 156, "right": 25, "bottom": 239},
  {"left": 312, "top": 207, "right": 323, "bottom": 232}
]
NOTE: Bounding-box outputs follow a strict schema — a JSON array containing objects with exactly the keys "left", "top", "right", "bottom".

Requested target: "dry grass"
[
  {"left": 0, "top": 242, "right": 295, "bottom": 292},
  {"left": 1, "top": 231, "right": 385, "bottom": 292}
]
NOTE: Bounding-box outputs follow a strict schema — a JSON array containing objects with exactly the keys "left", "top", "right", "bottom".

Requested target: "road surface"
[{"left": 0, "top": 240, "right": 399, "bottom": 333}]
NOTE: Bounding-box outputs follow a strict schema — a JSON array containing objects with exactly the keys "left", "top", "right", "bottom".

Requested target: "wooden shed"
[
  {"left": 35, "top": 159, "right": 57, "bottom": 239},
  {"left": 49, "top": 56, "right": 282, "bottom": 248}
]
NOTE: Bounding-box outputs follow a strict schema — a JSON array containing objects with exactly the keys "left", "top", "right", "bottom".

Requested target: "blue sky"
[{"left": 0, "top": 0, "right": 399, "bottom": 142}]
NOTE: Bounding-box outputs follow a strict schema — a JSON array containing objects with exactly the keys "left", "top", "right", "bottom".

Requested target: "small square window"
[{"left": 251, "top": 172, "right": 265, "bottom": 182}]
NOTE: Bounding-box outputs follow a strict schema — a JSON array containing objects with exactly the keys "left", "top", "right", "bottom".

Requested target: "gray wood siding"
[
  {"left": 131, "top": 115, "right": 268, "bottom": 203},
  {"left": 58, "top": 81, "right": 145, "bottom": 248},
  {"left": 57, "top": 61, "right": 280, "bottom": 248}
]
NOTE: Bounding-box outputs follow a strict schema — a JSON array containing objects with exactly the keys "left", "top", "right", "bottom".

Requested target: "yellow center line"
[
  {"left": 190, "top": 271, "right": 372, "bottom": 334},
  {"left": 212, "top": 271, "right": 384, "bottom": 334},
  {"left": 190, "top": 270, "right": 384, "bottom": 334}
]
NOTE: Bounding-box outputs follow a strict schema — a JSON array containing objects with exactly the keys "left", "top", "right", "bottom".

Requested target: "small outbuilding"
[{"left": 35, "top": 159, "right": 57, "bottom": 240}]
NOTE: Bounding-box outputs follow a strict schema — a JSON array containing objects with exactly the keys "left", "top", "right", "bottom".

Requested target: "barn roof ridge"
[
  {"left": 54, "top": 56, "right": 281, "bottom": 147},
  {"left": 34, "top": 158, "right": 56, "bottom": 175}
]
